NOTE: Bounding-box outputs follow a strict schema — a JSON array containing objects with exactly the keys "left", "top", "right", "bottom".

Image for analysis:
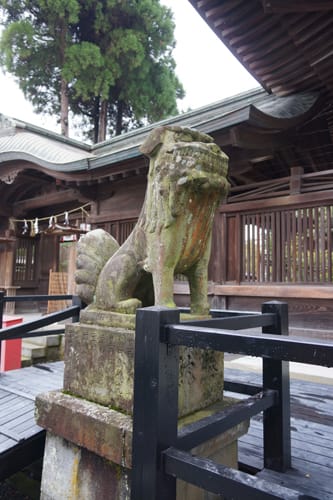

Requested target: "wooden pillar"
[
  {"left": 208, "top": 212, "right": 222, "bottom": 283},
  {"left": 0, "top": 239, "right": 16, "bottom": 286},
  {"left": 289, "top": 166, "right": 303, "bottom": 195}
]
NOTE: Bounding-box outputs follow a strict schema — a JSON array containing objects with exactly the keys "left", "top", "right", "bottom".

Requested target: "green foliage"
[
  {"left": 0, "top": 0, "right": 184, "bottom": 140},
  {"left": 0, "top": 0, "right": 80, "bottom": 117}
]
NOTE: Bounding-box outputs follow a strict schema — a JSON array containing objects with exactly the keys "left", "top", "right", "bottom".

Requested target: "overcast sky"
[{"left": 0, "top": 0, "right": 259, "bottom": 138}]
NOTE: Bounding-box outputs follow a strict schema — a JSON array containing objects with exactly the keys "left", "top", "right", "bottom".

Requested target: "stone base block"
[
  {"left": 178, "top": 401, "right": 249, "bottom": 500},
  {"left": 64, "top": 322, "right": 224, "bottom": 417},
  {"left": 64, "top": 323, "right": 135, "bottom": 414},
  {"left": 36, "top": 391, "right": 132, "bottom": 468},
  {"left": 36, "top": 391, "right": 248, "bottom": 500},
  {"left": 40, "top": 433, "right": 130, "bottom": 500}
]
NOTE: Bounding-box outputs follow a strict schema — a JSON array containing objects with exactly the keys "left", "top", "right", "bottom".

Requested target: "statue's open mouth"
[{"left": 170, "top": 142, "right": 229, "bottom": 177}]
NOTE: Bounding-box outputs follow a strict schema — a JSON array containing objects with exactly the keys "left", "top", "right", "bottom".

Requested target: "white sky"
[{"left": 0, "top": 0, "right": 259, "bottom": 139}]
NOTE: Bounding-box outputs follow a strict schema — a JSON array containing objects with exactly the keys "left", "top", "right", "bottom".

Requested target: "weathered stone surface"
[
  {"left": 80, "top": 307, "right": 136, "bottom": 330},
  {"left": 37, "top": 393, "right": 248, "bottom": 500},
  {"left": 38, "top": 124, "right": 237, "bottom": 499},
  {"left": 75, "top": 229, "right": 120, "bottom": 305},
  {"left": 75, "top": 125, "right": 229, "bottom": 319},
  {"left": 178, "top": 400, "right": 249, "bottom": 500},
  {"left": 64, "top": 322, "right": 224, "bottom": 417},
  {"left": 179, "top": 347, "right": 224, "bottom": 416},
  {"left": 177, "top": 398, "right": 249, "bottom": 500},
  {"left": 40, "top": 433, "right": 131, "bottom": 500},
  {"left": 35, "top": 391, "right": 132, "bottom": 468},
  {"left": 64, "top": 323, "right": 135, "bottom": 414}
]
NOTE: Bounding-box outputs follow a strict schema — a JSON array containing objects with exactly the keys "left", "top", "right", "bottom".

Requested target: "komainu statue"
[{"left": 75, "top": 125, "right": 229, "bottom": 315}]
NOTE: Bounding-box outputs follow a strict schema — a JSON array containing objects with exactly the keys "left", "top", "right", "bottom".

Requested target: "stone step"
[
  {"left": 22, "top": 341, "right": 46, "bottom": 360},
  {"left": 26, "top": 334, "right": 62, "bottom": 348},
  {"left": 21, "top": 356, "right": 32, "bottom": 368}
]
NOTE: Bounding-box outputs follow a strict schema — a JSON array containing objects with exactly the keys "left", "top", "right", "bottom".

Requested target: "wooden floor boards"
[
  {"left": 0, "top": 362, "right": 63, "bottom": 480},
  {"left": 225, "top": 366, "right": 333, "bottom": 499}
]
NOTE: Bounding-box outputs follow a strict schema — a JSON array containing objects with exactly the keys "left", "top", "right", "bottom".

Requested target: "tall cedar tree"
[{"left": 0, "top": 0, "right": 184, "bottom": 141}]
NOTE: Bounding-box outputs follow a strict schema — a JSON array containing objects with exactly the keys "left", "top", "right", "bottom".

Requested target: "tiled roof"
[{"left": 0, "top": 87, "right": 323, "bottom": 175}]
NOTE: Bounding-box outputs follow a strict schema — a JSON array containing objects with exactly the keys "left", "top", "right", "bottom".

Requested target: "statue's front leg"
[
  {"left": 152, "top": 264, "right": 176, "bottom": 309},
  {"left": 147, "top": 231, "right": 178, "bottom": 309},
  {"left": 187, "top": 243, "right": 211, "bottom": 315}
]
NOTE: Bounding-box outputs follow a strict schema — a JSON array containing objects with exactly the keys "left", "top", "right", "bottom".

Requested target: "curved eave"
[
  {"left": 0, "top": 151, "right": 90, "bottom": 173},
  {"left": 248, "top": 92, "right": 323, "bottom": 129},
  {"left": 89, "top": 146, "right": 142, "bottom": 170},
  {"left": 0, "top": 88, "right": 266, "bottom": 173},
  {"left": 0, "top": 88, "right": 326, "bottom": 176},
  {"left": 91, "top": 88, "right": 266, "bottom": 155}
]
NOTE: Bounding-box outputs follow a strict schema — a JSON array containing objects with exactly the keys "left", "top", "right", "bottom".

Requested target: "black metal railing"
[
  {"left": 131, "top": 302, "right": 333, "bottom": 500},
  {"left": 0, "top": 290, "right": 82, "bottom": 353}
]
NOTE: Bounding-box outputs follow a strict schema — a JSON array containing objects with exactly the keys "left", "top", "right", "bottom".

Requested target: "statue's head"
[{"left": 140, "top": 125, "right": 229, "bottom": 194}]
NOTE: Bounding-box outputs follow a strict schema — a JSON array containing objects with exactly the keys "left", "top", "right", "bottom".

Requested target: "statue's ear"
[{"left": 140, "top": 126, "right": 166, "bottom": 157}]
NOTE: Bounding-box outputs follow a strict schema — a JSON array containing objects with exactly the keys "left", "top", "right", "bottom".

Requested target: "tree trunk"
[
  {"left": 93, "top": 97, "right": 100, "bottom": 144},
  {"left": 60, "top": 76, "right": 69, "bottom": 137},
  {"left": 59, "top": 19, "right": 69, "bottom": 137},
  {"left": 116, "top": 100, "right": 123, "bottom": 136},
  {"left": 98, "top": 99, "right": 108, "bottom": 142}
]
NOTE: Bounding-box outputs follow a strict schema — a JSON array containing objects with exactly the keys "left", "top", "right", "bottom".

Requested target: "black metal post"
[
  {"left": 0, "top": 290, "right": 4, "bottom": 329},
  {"left": 71, "top": 295, "right": 82, "bottom": 322},
  {"left": 131, "top": 306, "right": 180, "bottom": 500},
  {"left": 262, "top": 301, "right": 291, "bottom": 472}
]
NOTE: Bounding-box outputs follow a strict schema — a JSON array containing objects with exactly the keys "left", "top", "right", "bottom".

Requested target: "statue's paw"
[
  {"left": 114, "top": 298, "right": 142, "bottom": 314},
  {"left": 75, "top": 269, "right": 96, "bottom": 286}
]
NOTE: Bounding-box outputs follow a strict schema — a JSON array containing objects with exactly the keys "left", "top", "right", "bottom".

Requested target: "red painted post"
[{"left": 0, "top": 316, "right": 23, "bottom": 371}]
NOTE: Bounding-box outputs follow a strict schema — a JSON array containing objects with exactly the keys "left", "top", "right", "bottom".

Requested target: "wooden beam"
[
  {"left": 261, "top": 0, "right": 332, "bottom": 13},
  {"left": 0, "top": 236, "right": 15, "bottom": 242},
  {"left": 221, "top": 189, "right": 333, "bottom": 213},
  {"left": 174, "top": 282, "right": 214, "bottom": 295},
  {"left": 211, "top": 130, "right": 232, "bottom": 147},
  {"left": 289, "top": 166, "right": 304, "bottom": 195},
  {"left": 13, "top": 189, "right": 89, "bottom": 215},
  {"left": 228, "top": 148, "right": 275, "bottom": 170},
  {"left": 88, "top": 208, "right": 140, "bottom": 223},
  {"left": 174, "top": 282, "right": 333, "bottom": 300},
  {"left": 213, "top": 284, "right": 333, "bottom": 300}
]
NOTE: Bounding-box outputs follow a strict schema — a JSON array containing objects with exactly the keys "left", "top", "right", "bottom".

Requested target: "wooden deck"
[
  {"left": 0, "top": 361, "right": 332, "bottom": 498},
  {"left": 225, "top": 366, "right": 333, "bottom": 500},
  {"left": 0, "top": 361, "right": 63, "bottom": 480}
]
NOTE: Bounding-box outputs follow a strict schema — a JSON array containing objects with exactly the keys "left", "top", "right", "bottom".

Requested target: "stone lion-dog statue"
[{"left": 75, "top": 125, "right": 229, "bottom": 316}]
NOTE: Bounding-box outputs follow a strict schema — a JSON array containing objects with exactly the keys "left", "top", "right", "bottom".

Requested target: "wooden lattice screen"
[
  {"left": 242, "top": 205, "right": 333, "bottom": 284},
  {"left": 13, "top": 237, "right": 37, "bottom": 285},
  {"left": 47, "top": 269, "right": 70, "bottom": 313}
]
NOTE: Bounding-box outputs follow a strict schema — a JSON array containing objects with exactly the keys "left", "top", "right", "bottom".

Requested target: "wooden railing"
[{"left": 131, "top": 302, "right": 333, "bottom": 500}]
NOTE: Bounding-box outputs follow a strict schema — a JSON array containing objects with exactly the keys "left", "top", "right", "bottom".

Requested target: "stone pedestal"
[
  {"left": 36, "top": 391, "right": 132, "bottom": 500},
  {"left": 36, "top": 317, "right": 248, "bottom": 499}
]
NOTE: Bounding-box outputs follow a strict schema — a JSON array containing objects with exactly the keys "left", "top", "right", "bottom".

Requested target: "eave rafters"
[
  {"left": 189, "top": 0, "right": 333, "bottom": 97},
  {"left": 261, "top": 1, "right": 333, "bottom": 14}
]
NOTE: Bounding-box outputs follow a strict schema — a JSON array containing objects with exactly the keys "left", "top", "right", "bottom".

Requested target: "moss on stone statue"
[{"left": 75, "top": 125, "right": 229, "bottom": 324}]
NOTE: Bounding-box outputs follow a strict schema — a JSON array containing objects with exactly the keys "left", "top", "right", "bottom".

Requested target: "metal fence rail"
[
  {"left": 131, "top": 302, "right": 333, "bottom": 500},
  {"left": 0, "top": 291, "right": 82, "bottom": 362}
]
